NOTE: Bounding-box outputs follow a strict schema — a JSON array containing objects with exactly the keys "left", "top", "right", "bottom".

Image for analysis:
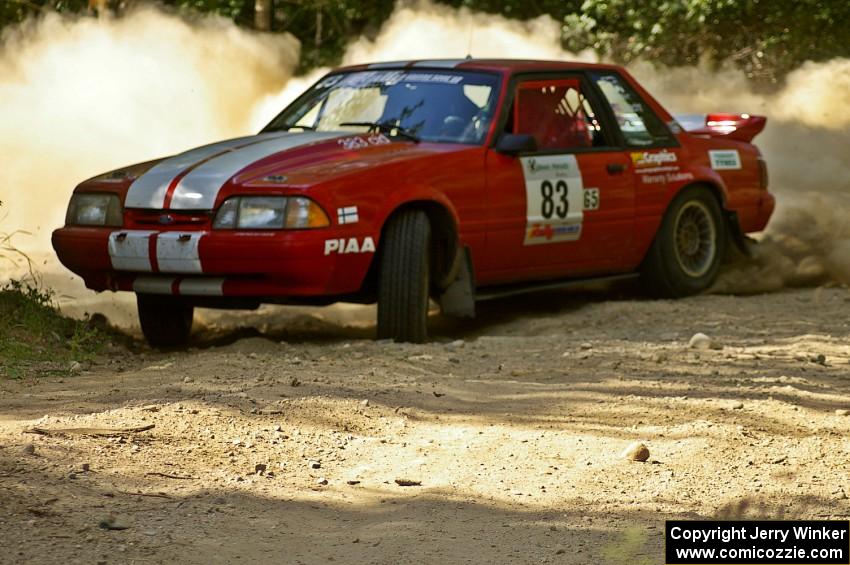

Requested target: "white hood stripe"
[
  {"left": 125, "top": 134, "right": 274, "bottom": 209},
  {"left": 125, "top": 131, "right": 343, "bottom": 210},
  {"left": 169, "top": 132, "right": 341, "bottom": 210}
]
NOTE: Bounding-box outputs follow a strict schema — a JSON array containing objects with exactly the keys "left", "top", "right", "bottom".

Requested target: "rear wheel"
[
  {"left": 136, "top": 293, "right": 194, "bottom": 348},
  {"left": 641, "top": 186, "right": 726, "bottom": 297},
  {"left": 377, "top": 209, "right": 431, "bottom": 343}
]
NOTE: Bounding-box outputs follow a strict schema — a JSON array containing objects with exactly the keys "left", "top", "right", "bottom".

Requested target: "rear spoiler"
[{"left": 674, "top": 113, "right": 767, "bottom": 142}]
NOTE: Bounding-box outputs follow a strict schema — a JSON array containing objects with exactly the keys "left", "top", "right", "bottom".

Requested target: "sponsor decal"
[
  {"left": 583, "top": 188, "right": 600, "bottom": 211},
  {"left": 520, "top": 155, "right": 584, "bottom": 245},
  {"left": 337, "top": 134, "right": 391, "bottom": 151},
  {"left": 337, "top": 70, "right": 406, "bottom": 88},
  {"left": 631, "top": 150, "right": 678, "bottom": 168},
  {"left": 337, "top": 206, "right": 359, "bottom": 225},
  {"left": 639, "top": 171, "right": 696, "bottom": 185},
  {"left": 324, "top": 237, "right": 376, "bottom": 255},
  {"left": 709, "top": 149, "right": 742, "bottom": 170},
  {"left": 526, "top": 223, "right": 581, "bottom": 241},
  {"left": 405, "top": 72, "right": 464, "bottom": 84}
]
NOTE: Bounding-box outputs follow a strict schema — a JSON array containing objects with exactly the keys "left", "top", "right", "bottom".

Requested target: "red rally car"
[{"left": 52, "top": 59, "right": 774, "bottom": 346}]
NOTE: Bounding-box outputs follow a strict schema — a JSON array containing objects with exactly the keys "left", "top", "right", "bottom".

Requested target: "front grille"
[{"left": 125, "top": 209, "right": 211, "bottom": 229}]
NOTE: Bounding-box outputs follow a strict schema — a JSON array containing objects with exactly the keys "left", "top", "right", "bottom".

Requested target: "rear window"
[{"left": 591, "top": 72, "right": 676, "bottom": 147}]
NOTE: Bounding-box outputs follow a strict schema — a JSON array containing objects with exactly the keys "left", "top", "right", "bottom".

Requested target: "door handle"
[{"left": 607, "top": 163, "right": 626, "bottom": 175}]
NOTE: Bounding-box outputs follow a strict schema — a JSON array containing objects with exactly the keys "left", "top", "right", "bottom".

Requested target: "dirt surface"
[{"left": 2, "top": 285, "right": 850, "bottom": 564}]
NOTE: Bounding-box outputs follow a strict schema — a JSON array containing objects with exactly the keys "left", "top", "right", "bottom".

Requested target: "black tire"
[
  {"left": 136, "top": 293, "right": 194, "bottom": 348},
  {"left": 641, "top": 186, "right": 726, "bottom": 297},
  {"left": 377, "top": 209, "right": 432, "bottom": 343}
]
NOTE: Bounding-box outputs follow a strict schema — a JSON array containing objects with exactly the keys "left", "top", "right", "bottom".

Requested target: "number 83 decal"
[
  {"left": 539, "top": 181, "right": 599, "bottom": 218},
  {"left": 520, "top": 155, "right": 600, "bottom": 245},
  {"left": 540, "top": 180, "right": 569, "bottom": 218}
]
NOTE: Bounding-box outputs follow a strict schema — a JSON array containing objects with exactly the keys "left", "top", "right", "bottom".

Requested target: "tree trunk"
[
  {"left": 254, "top": 0, "right": 271, "bottom": 31},
  {"left": 313, "top": 6, "right": 322, "bottom": 64}
]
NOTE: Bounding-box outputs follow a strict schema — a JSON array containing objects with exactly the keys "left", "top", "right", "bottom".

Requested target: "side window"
[
  {"left": 591, "top": 72, "right": 675, "bottom": 147},
  {"left": 512, "top": 78, "right": 609, "bottom": 151}
]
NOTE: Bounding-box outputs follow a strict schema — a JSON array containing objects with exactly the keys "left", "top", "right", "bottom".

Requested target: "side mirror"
[{"left": 495, "top": 133, "right": 537, "bottom": 155}]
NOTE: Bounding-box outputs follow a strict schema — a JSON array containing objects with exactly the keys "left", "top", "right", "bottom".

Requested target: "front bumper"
[{"left": 52, "top": 226, "right": 375, "bottom": 298}]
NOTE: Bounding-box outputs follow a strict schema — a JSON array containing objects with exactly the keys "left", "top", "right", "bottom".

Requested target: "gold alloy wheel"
[{"left": 672, "top": 200, "right": 717, "bottom": 278}]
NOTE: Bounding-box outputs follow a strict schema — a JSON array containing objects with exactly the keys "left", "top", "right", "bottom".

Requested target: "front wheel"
[
  {"left": 377, "top": 209, "right": 432, "bottom": 343},
  {"left": 641, "top": 186, "right": 726, "bottom": 297},
  {"left": 136, "top": 293, "right": 194, "bottom": 348}
]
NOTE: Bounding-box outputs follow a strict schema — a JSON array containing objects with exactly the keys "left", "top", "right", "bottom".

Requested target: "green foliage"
[
  {"left": 0, "top": 1, "right": 847, "bottom": 89},
  {"left": 0, "top": 0, "right": 88, "bottom": 27},
  {"left": 0, "top": 279, "right": 111, "bottom": 378},
  {"left": 564, "top": 0, "right": 850, "bottom": 83},
  {"left": 438, "top": 0, "right": 583, "bottom": 21},
  {"left": 171, "top": 0, "right": 251, "bottom": 23},
  {"left": 272, "top": 0, "right": 397, "bottom": 71}
]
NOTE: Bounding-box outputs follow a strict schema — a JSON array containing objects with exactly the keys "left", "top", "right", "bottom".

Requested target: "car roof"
[{"left": 335, "top": 58, "right": 624, "bottom": 75}]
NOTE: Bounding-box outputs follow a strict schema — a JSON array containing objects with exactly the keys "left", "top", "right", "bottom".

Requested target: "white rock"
[
  {"left": 620, "top": 442, "right": 650, "bottom": 462},
  {"left": 688, "top": 333, "right": 718, "bottom": 350}
]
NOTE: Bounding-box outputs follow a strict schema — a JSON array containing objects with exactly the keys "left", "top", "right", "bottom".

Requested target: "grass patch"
[{"left": 0, "top": 279, "right": 121, "bottom": 379}]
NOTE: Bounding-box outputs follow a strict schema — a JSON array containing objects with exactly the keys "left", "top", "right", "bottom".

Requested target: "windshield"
[{"left": 264, "top": 69, "right": 501, "bottom": 145}]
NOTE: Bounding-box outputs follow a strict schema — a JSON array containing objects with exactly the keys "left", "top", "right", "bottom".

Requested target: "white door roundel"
[{"left": 520, "top": 155, "right": 585, "bottom": 245}]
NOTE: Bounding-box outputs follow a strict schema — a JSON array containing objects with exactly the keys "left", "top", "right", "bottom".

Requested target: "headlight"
[
  {"left": 65, "top": 193, "right": 123, "bottom": 226},
  {"left": 213, "top": 196, "right": 330, "bottom": 230}
]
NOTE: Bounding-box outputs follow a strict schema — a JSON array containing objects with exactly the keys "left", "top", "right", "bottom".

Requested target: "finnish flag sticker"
[{"left": 337, "top": 206, "right": 359, "bottom": 225}]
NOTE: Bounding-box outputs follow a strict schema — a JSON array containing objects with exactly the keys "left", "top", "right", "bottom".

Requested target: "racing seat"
[{"left": 515, "top": 81, "right": 594, "bottom": 150}]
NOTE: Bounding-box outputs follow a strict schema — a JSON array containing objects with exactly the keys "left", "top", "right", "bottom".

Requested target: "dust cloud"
[
  {"left": 0, "top": 6, "right": 299, "bottom": 324},
  {"left": 0, "top": 6, "right": 299, "bottom": 256},
  {"left": 1, "top": 1, "right": 848, "bottom": 329},
  {"left": 634, "top": 60, "right": 850, "bottom": 291}
]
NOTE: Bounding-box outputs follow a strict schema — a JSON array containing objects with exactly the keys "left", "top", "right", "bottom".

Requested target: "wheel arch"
[
  {"left": 673, "top": 179, "right": 727, "bottom": 208},
  {"left": 361, "top": 199, "right": 460, "bottom": 298},
  {"left": 672, "top": 180, "right": 749, "bottom": 256}
]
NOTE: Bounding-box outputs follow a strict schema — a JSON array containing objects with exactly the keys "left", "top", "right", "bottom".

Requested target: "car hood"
[{"left": 122, "top": 131, "right": 464, "bottom": 210}]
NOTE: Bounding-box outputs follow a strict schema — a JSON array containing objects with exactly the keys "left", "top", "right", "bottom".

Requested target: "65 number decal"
[{"left": 521, "top": 155, "right": 584, "bottom": 245}]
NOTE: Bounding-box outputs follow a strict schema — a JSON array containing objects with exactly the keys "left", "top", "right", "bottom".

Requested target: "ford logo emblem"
[{"left": 158, "top": 214, "right": 175, "bottom": 225}]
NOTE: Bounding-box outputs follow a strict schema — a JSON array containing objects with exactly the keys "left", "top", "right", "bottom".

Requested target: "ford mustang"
[{"left": 52, "top": 59, "right": 774, "bottom": 346}]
